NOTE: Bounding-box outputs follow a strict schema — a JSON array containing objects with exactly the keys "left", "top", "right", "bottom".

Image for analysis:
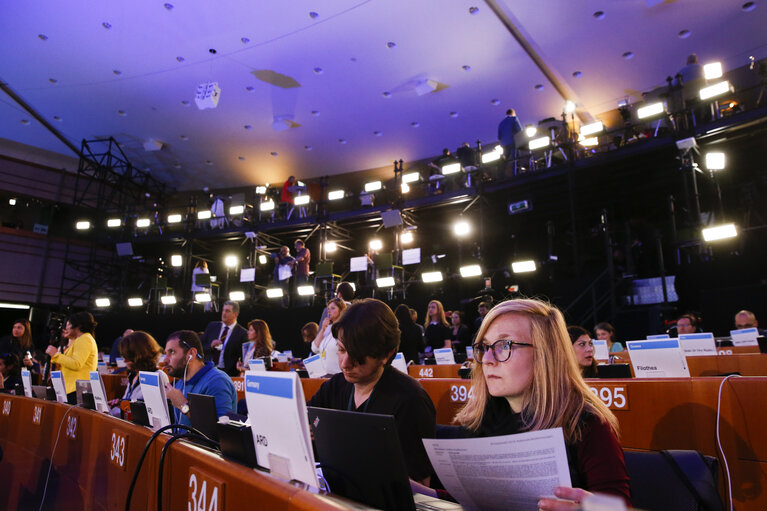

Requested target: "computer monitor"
[
  {"left": 188, "top": 393, "right": 219, "bottom": 442},
  {"left": 307, "top": 407, "right": 415, "bottom": 511},
  {"left": 596, "top": 364, "right": 633, "bottom": 379}
]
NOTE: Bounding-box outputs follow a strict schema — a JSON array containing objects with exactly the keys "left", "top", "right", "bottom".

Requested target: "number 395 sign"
[{"left": 589, "top": 385, "right": 629, "bottom": 410}]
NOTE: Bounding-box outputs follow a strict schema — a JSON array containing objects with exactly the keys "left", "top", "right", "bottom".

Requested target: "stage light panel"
[
  {"left": 95, "top": 298, "right": 111, "bottom": 307},
  {"left": 512, "top": 260, "right": 537, "bottom": 273},
  {"left": 294, "top": 195, "right": 310, "bottom": 206},
  {"left": 197, "top": 210, "right": 212, "bottom": 220},
  {"left": 702, "top": 223, "right": 737, "bottom": 242},
  {"left": 167, "top": 214, "right": 182, "bottom": 224},
  {"left": 441, "top": 162, "right": 461, "bottom": 175},
  {"left": 369, "top": 239, "right": 383, "bottom": 251},
  {"left": 160, "top": 295, "right": 177, "bottom": 305},
  {"left": 525, "top": 125, "right": 537, "bottom": 137},
  {"left": 229, "top": 291, "right": 246, "bottom": 301},
  {"left": 705, "top": 152, "right": 725, "bottom": 170},
  {"left": 229, "top": 205, "right": 244, "bottom": 215},
  {"left": 703, "top": 62, "right": 723, "bottom": 80},
  {"left": 637, "top": 102, "right": 665, "bottom": 119},
  {"left": 401, "top": 231, "right": 413, "bottom": 244},
  {"left": 580, "top": 121, "right": 604, "bottom": 136},
  {"left": 266, "top": 288, "right": 284, "bottom": 298},
  {"left": 107, "top": 218, "right": 121, "bottom": 228},
  {"left": 376, "top": 276, "right": 395, "bottom": 288},
  {"left": 453, "top": 220, "right": 471, "bottom": 237},
  {"left": 700, "top": 81, "right": 731, "bottom": 100},
  {"left": 76, "top": 220, "right": 91, "bottom": 230},
  {"left": 136, "top": 218, "right": 151, "bottom": 228},
  {"left": 328, "top": 190, "right": 345, "bottom": 201},
  {"left": 459, "top": 265, "right": 482, "bottom": 277},
  {"left": 481, "top": 151, "right": 502, "bottom": 163},
  {"left": 255, "top": 186, "right": 267, "bottom": 195},
  {"left": 402, "top": 172, "right": 420, "bottom": 184},
  {"left": 128, "top": 298, "right": 143, "bottom": 307},
  {"left": 260, "top": 200, "right": 275, "bottom": 212},
  {"left": 258, "top": 254, "right": 268, "bottom": 264},
  {"left": 170, "top": 254, "right": 183, "bottom": 267},
  {"left": 195, "top": 293, "right": 212, "bottom": 303},
  {"left": 528, "top": 136, "right": 550, "bottom": 150},
  {"left": 365, "top": 181, "right": 382, "bottom": 192},
  {"left": 324, "top": 241, "right": 337, "bottom": 253},
  {"left": 401, "top": 183, "right": 410, "bottom": 193},
  {"left": 297, "top": 285, "right": 315, "bottom": 296},
  {"left": 422, "top": 271, "right": 443, "bottom": 283},
  {"left": 224, "top": 255, "right": 238, "bottom": 268}
]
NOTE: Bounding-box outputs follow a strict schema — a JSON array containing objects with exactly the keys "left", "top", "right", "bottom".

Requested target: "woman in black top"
[
  {"left": 423, "top": 300, "right": 451, "bottom": 352},
  {"left": 448, "top": 311, "right": 472, "bottom": 352},
  {"left": 0, "top": 352, "right": 22, "bottom": 392},
  {"left": 394, "top": 304, "right": 424, "bottom": 364}
]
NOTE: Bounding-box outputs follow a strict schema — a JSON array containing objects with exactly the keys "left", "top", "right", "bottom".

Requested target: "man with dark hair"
[
  {"left": 473, "top": 301, "right": 490, "bottom": 334},
  {"left": 294, "top": 239, "right": 311, "bottom": 284},
  {"left": 676, "top": 314, "right": 698, "bottom": 335},
  {"left": 497, "top": 108, "right": 522, "bottom": 163},
  {"left": 45, "top": 311, "right": 98, "bottom": 402},
  {"left": 163, "top": 330, "right": 237, "bottom": 426},
  {"left": 308, "top": 299, "right": 436, "bottom": 485},
  {"left": 200, "top": 301, "right": 248, "bottom": 376}
]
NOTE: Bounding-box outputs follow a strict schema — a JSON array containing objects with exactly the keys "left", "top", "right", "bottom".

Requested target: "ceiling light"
[
  {"left": 699, "top": 81, "right": 732, "bottom": 101},
  {"left": 229, "top": 291, "right": 246, "bottom": 301},
  {"left": 170, "top": 254, "right": 183, "bottom": 267},
  {"left": 76, "top": 220, "right": 91, "bottom": 230},
  {"left": 297, "top": 285, "right": 315, "bottom": 296},
  {"left": 365, "top": 181, "right": 382, "bottom": 192},
  {"left": 702, "top": 223, "right": 737, "bottom": 242},
  {"left": 441, "top": 162, "right": 461, "bottom": 175},
  {"left": 324, "top": 241, "right": 337, "bottom": 253},
  {"left": 8, "top": 198, "right": 17, "bottom": 205},
  {"left": 580, "top": 136, "right": 599, "bottom": 147},
  {"left": 224, "top": 255, "right": 238, "bottom": 268},
  {"left": 422, "top": 271, "right": 443, "bottom": 283},
  {"left": 266, "top": 288, "right": 284, "bottom": 298},
  {"left": 529, "top": 136, "right": 550, "bottom": 150},
  {"left": 229, "top": 205, "right": 244, "bottom": 215},
  {"left": 258, "top": 255, "right": 268, "bottom": 264},
  {"left": 482, "top": 151, "right": 502, "bottom": 163},
  {"left": 0, "top": 303, "right": 31, "bottom": 310},
  {"left": 260, "top": 200, "right": 275, "bottom": 212},
  {"left": 107, "top": 218, "right": 121, "bottom": 228},
  {"left": 705, "top": 152, "right": 725, "bottom": 170},
  {"left": 580, "top": 121, "right": 604, "bottom": 136},
  {"left": 402, "top": 172, "right": 420, "bottom": 184},
  {"left": 255, "top": 186, "right": 267, "bottom": 195},
  {"left": 95, "top": 298, "right": 111, "bottom": 308},
  {"left": 564, "top": 100, "right": 576, "bottom": 114},
  {"left": 328, "top": 190, "right": 345, "bottom": 201},
  {"left": 136, "top": 218, "right": 151, "bottom": 228},
  {"left": 453, "top": 220, "right": 471, "bottom": 237},
  {"left": 704, "top": 62, "right": 723, "bottom": 80},
  {"left": 401, "top": 232, "right": 413, "bottom": 244},
  {"left": 525, "top": 125, "right": 537, "bottom": 137},
  {"left": 512, "top": 260, "right": 537, "bottom": 273},
  {"left": 167, "top": 214, "right": 182, "bottom": 224},
  {"left": 401, "top": 183, "right": 410, "bottom": 194},
  {"left": 128, "top": 298, "right": 143, "bottom": 307},
  {"left": 160, "top": 295, "right": 177, "bottom": 305},
  {"left": 197, "top": 210, "right": 212, "bottom": 220},
  {"left": 376, "top": 277, "right": 395, "bottom": 288},
  {"left": 294, "top": 195, "right": 310, "bottom": 206},
  {"left": 369, "top": 239, "right": 383, "bottom": 251},
  {"left": 459, "top": 265, "right": 482, "bottom": 277},
  {"left": 622, "top": 51, "right": 634, "bottom": 60},
  {"left": 637, "top": 102, "right": 665, "bottom": 119},
  {"left": 195, "top": 293, "right": 212, "bottom": 303}
]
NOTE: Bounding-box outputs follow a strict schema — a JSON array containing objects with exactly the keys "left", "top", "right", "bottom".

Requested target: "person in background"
[
  {"left": 473, "top": 301, "right": 490, "bottom": 335},
  {"left": 108, "top": 331, "right": 163, "bottom": 417},
  {"left": 164, "top": 330, "right": 237, "bottom": 426},
  {"left": 109, "top": 328, "right": 134, "bottom": 364},
  {"left": 312, "top": 298, "right": 347, "bottom": 376},
  {"left": 734, "top": 310, "right": 767, "bottom": 336},
  {"left": 271, "top": 246, "right": 296, "bottom": 307},
  {"left": 319, "top": 281, "right": 354, "bottom": 326},
  {"left": 395, "top": 304, "right": 425, "bottom": 364},
  {"left": 297, "top": 322, "right": 319, "bottom": 359},
  {"left": 236, "top": 319, "right": 274, "bottom": 374},
  {"left": 423, "top": 300, "right": 451, "bottom": 353},
  {"left": 281, "top": 175, "right": 296, "bottom": 205},
  {"left": 200, "top": 301, "right": 248, "bottom": 377},
  {"left": 293, "top": 239, "right": 311, "bottom": 285},
  {"left": 594, "top": 322, "right": 624, "bottom": 352},
  {"left": 308, "top": 299, "right": 436, "bottom": 485},
  {"left": 0, "top": 318, "right": 33, "bottom": 360},
  {"left": 449, "top": 311, "right": 472, "bottom": 353},
  {"left": 410, "top": 308, "right": 425, "bottom": 336},
  {"left": 568, "top": 326, "right": 598, "bottom": 378},
  {"left": 0, "top": 352, "right": 23, "bottom": 392},
  {"left": 676, "top": 314, "right": 698, "bottom": 335},
  {"left": 676, "top": 53, "right": 704, "bottom": 85},
  {"left": 45, "top": 311, "right": 99, "bottom": 403},
  {"left": 497, "top": 108, "right": 523, "bottom": 167},
  {"left": 445, "top": 299, "right": 630, "bottom": 507},
  {"left": 191, "top": 260, "right": 212, "bottom": 311}
]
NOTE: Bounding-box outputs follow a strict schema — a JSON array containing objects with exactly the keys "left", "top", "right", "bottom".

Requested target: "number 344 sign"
[{"left": 188, "top": 468, "right": 225, "bottom": 511}]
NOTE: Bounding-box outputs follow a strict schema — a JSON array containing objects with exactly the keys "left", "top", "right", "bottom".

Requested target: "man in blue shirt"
[{"left": 163, "top": 330, "right": 237, "bottom": 426}]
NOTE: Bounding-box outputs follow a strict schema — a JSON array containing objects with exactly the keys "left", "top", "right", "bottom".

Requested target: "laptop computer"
[
  {"left": 596, "top": 364, "right": 633, "bottom": 378},
  {"left": 32, "top": 385, "right": 56, "bottom": 401},
  {"left": 307, "top": 407, "right": 419, "bottom": 511},
  {"left": 188, "top": 393, "right": 219, "bottom": 442},
  {"left": 130, "top": 399, "right": 176, "bottom": 428}
]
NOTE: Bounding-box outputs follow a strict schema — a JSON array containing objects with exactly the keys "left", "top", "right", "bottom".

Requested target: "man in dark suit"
[{"left": 200, "top": 300, "right": 247, "bottom": 376}]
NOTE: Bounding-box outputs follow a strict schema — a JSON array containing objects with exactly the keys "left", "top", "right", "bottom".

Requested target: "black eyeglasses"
[{"left": 472, "top": 339, "right": 533, "bottom": 363}]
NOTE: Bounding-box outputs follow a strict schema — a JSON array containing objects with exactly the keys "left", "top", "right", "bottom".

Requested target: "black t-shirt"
[
  {"left": 399, "top": 323, "right": 425, "bottom": 364},
  {"left": 449, "top": 325, "right": 472, "bottom": 351},
  {"left": 424, "top": 323, "right": 451, "bottom": 351},
  {"left": 307, "top": 365, "right": 436, "bottom": 481}
]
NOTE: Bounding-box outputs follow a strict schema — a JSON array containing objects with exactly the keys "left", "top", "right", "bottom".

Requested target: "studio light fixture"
[
  {"left": 579, "top": 136, "right": 599, "bottom": 147},
  {"left": 160, "top": 295, "right": 177, "bottom": 305},
  {"left": 76, "top": 220, "right": 91, "bottom": 230},
  {"left": 365, "top": 181, "right": 382, "bottom": 192},
  {"left": 167, "top": 214, "right": 182, "bottom": 224},
  {"left": 401, "top": 231, "right": 414, "bottom": 244},
  {"left": 580, "top": 121, "right": 604, "bottom": 136},
  {"left": 224, "top": 255, "right": 238, "bottom": 268},
  {"left": 170, "top": 254, "right": 183, "bottom": 267},
  {"left": 705, "top": 152, "right": 725, "bottom": 170},
  {"left": 294, "top": 195, "right": 310, "bottom": 206},
  {"left": 258, "top": 254, "right": 268, "bottom": 264},
  {"left": 95, "top": 298, "right": 111, "bottom": 307},
  {"left": 369, "top": 239, "right": 383, "bottom": 251},
  {"left": 297, "top": 285, "right": 315, "bottom": 296},
  {"left": 197, "top": 210, "right": 212, "bottom": 220},
  {"left": 260, "top": 200, "right": 275, "bottom": 212},
  {"left": 511, "top": 260, "right": 537, "bottom": 273},
  {"left": 564, "top": 100, "right": 576, "bottom": 114},
  {"left": 459, "top": 264, "right": 482, "bottom": 278},
  {"left": 481, "top": 148, "right": 502, "bottom": 163},
  {"left": 441, "top": 162, "right": 461, "bottom": 175},
  {"left": 328, "top": 190, "right": 345, "bottom": 201},
  {"left": 702, "top": 223, "right": 737, "bottom": 242},
  {"left": 229, "top": 291, "right": 246, "bottom": 301},
  {"left": 127, "top": 297, "right": 143, "bottom": 307},
  {"left": 266, "top": 288, "right": 284, "bottom": 298},
  {"left": 136, "top": 218, "right": 151, "bottom": 228},
  {"left": 637, "top": 102, "right": 665, "bottom": 119},
  {"left": 324, "top": 241, "right": 337, "bottom": 253},
  {"left": 525, "top": 125, "right": 537, "bottom": 137},
  {"left": 528, "top": 136, "right": 550, "bottom": 151},
  {"left": 107, "top": 218, "right": 122, "bottom": 228},
  {"left": 699, "top": 81, "right": 732, "bottom": 101},
  {"left": 376, "top": 276, "right": 395, "bottom": 288},
  {"left": 402, "top": 172, "right": 420, "bottom": 184},
  {"left": 401, "top": 183, "right": 410, "bottom": 194},
  {"left": 703, "top": 62, "right": 723, "bottom": 80},
  {"left": 229, "top": 205, "right": 244, "bottom": 215},
  {"left": 422, "top": 271, "right": 443, "bottom": 283},
  {"left": 195, "top": 293, "right": 212, "bottom": 303},
  {"left": 255, "top": 185, "right": 267, "bottom": 195},
  {"left": 453, "top": 220, "right": 471, "bottom": 237}
]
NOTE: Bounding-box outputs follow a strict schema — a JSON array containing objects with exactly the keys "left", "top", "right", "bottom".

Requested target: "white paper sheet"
[{"left": 423, "top": 428, "right": 571, "bottom": 511}]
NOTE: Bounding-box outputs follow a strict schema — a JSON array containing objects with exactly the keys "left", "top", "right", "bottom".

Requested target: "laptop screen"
[{"left": 188, "top": 393, "right": 219, "bottom": 442}]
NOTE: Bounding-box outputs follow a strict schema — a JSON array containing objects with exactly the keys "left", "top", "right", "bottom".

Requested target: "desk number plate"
[
  {"left": 188, "top": 467, "right": 225, "bottom": 511},
  {"left": 589, "top": 384, "right": 630, "bottom": 410}
]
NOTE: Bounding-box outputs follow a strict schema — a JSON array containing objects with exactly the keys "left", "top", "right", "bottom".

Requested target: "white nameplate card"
[
  {"left": 592, "top": 340, "right": 610, "bottom": 361},
  {"left": 88, "top": 372, "right": 110, "bottom": 413},
  {"left": 248, "top": 359, "right": 267, "bottom": 372},
  {"left": 626, "top": 339, "right": 690, "bottom": 378},
  {"left": 465, "top": 346, "right": 473, "bottom": 361},
  {"left": 97, "top": 361, "right": 109, "bottom": 374},
  {"left": 730, "top": 328, "right": 759, "bottom": 347},
  {"left": 678, "top": 333, "right": 717, "bottom": 357},
  {"left": 241, "top": 342, "right": 254, "bottom": 363},
  {"left": 434, "top": 347, "right": 456, "bottom": 365},
  {"left": 647, "top": 334, "right": 670, "bottom": 340},
  {"left": 303, "top": 354, "right": 325, "bottom": 379},
  {"left": 283, "top": 350, "right": 293, "bottom": 360},
  {"left": 21, "top": 369, "right": 33, "bottom": 398},
  {"left": 391, "top": 353, "right": 407, "bottom": 373},
  {"left": 115, "top": 357, "right": 126, "bottom": 368},
  {"left": 244, "top": 371, "right": 319, "bottom": 488},
  {"left": 102, "top": 354, "right": 110, "bottom": 364},
  {"left": 50, "top": 371, "right": 68, "bottom": 403},
  {"left": 139, "top": 371, "right": 171, "bottom": 431},
  {"left": 276, "top": 353, "right": 289, "bottom": 363},
  {"left": 424, "top": 427, "right": 571, "bottom": 511}
]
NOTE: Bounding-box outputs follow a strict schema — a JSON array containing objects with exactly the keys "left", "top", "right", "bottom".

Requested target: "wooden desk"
[
  {"left": 408, "top": 364, "right": 464, "bottom": 379},
  {"left": 687, "top": 353, "right": 767, "bottom": 376},
  {"left": 102, "top": 373, "right": 129, "bottom": 400},
  {"left": 0, "top": 395, "right": 375, "bottom": 510}
]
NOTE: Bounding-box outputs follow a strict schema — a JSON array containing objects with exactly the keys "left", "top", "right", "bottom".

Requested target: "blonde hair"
[
  {"left": 455, "top": 298, "right": 618, "bottom": 443},
  {"left": 424, "top": 300, "right": 449, "bottom": 329}
]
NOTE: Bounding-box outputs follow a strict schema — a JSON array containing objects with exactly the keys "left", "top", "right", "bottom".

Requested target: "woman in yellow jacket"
[{"left": 45, "top": 311, "right": 98, "bottom": 403}]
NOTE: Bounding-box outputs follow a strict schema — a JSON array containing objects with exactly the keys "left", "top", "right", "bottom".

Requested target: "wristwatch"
[{"left": 180, "top": 403, "right": 190, "bottom": 415}]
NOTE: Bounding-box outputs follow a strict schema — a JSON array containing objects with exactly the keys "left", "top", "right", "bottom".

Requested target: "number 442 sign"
[{"left": 188, "top": 468, "right": 225, "bottom": 511}]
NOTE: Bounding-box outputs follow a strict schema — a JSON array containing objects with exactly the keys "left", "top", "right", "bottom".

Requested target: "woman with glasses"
[
  {"left": 455, "top": 299, "right": 630, "bottom": 509},
  {"left": 567, "top": 326, "right": 598, "bottom": 378}
]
